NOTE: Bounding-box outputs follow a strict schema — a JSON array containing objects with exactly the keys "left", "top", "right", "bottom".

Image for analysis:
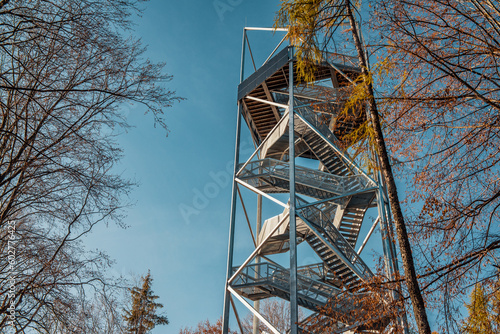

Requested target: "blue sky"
[
  {"left": 85, "top": 1, "right": 285, "bottom": 332},
  {"left": 85, "top": 1, "right": 385, "bottom": 333}
]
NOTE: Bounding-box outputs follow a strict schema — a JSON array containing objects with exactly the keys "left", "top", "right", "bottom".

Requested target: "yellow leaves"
[
  {"left": 275, "top": 1, "right": 325, "bottom": 82},
  {"left": 275, "top": 0, "right": 322, "bottom": 34},
  {"left": 293, "top": 46, "right": 323, "bottom": 83},
  {"left": 374, "top": 57, "right": 395, "bottom": 78},
  {"left": 463, "top": 283, "right": 495, "bottom": 334},
  {"left": 275, "top": 0, "right": 349, "bottom": 82},
  {"left": 338, "top": 72, "right": 374, "bottom": 146}
]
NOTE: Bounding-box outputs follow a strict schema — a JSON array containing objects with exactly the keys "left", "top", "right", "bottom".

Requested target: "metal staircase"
[
  {"left": 238, "top": 158, "right": 374, "bottom": 198},
  {"left": 223, "top": 31, "right": 402, "bottom": 334},
  {"left": 231, "top": 262, "right": 383, "bottom": 332},
  {"left": 231, "top": 262, "right": 341, "bottom": 311},
  {"left": 297, "top": 200, "right": 372, "bottom": 286},
  {"left": 252, "top": 199, "right": 373, "bottom": 288}
]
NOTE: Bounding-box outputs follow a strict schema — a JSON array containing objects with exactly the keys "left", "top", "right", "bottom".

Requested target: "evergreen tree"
[
  {"left": 463, "top": 284, "right": 493, "bottom": 334},
  {"left": 492, "top": 287, "right": 500, "bottom": 333},
  {"left": 124, "top": 271, "right": 169, "bottom": 334}
]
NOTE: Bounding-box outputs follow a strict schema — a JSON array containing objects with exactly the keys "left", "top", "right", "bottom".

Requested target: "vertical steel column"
[
  {"left": 376, "top": 168, "right": 400, "bottom": 283},
  {"left": 288, "top": 46, "right": 298, "bottom": 334},
  {"left": 253, "top": 195, "right": 262, "bottom": 334},
  {"left": 380, "top": 173, "right": 410, "bottom": 334},
  {"left": 222, "top": 28, "right": 246, "bottom": 334},
  {"left": 377, "top": 190, "right": 395, "bottom": 279},
  {"left": 377, "top": 168, "right": 410, "bottom": 334}
]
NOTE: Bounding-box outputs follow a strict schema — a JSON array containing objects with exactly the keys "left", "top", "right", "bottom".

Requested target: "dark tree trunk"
[{"left": 345, "top": 3, "right": 431, "bottom": 334}]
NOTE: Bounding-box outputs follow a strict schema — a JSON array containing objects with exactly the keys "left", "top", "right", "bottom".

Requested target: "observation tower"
[{"left": 222, "top": 27, "right": 405, "bottom": 334}]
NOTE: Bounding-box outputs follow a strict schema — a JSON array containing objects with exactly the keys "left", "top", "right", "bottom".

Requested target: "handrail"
[
  {"left": 296, "top": 197, "right": 373, "bottom": 280},
  {"left": 231, "top": 262, "right": 341, "bottom": 307},
  {"left": 238, "top": 158, "right": 372, "bottom": 196}
]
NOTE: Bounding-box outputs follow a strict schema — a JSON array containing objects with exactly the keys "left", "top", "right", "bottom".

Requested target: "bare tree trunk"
[{"left": 345, "top": 3, "right": 431, "bottom": 334}]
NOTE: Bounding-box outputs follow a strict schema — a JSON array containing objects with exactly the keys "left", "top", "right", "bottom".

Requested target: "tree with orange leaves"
[
  {"left": 179, "top": 318, "right": 237, "bottom": 334},
  {"left": 372, "top": 0, "right": 500, "bottom": 331},
  {"left": 275, "top": 0, "right": 500, "bottom": 332},
  {"left": 275, "top": 1, "right": 431, "bottom": 333}
]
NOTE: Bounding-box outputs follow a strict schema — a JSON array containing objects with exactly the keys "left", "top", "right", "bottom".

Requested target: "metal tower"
[{"left": 222, "top": 27, "right": 403, "bottom": 334}]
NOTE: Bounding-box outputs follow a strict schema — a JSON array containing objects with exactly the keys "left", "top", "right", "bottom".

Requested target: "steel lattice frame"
[{"left": 222, "top": 27, "right": 407, "bottom": 334}]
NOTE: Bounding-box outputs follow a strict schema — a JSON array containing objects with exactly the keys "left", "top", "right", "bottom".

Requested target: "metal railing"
[
  {"left": 297, "top": 263, "right": 328, "bottom": 282},
  {"left": 323, "top": 51, "right": 359, "bottom": 69},
  {"left": 294, "top": 102, "right": 376, "bottom": 182},
  {"left": 295, "top": 103, "right": 342, "bottom": 145},
  {"left": 296, "top": 197, "right": 373, "bottom": 281},
  {"left": 232, "top": 262, "right": 341, "bottom": 307},
  {"left": 273, "top": 84, "right": 354, "bottom": 105},
  {"left": 238, "top": 158, "right": 371, "bottom": 196}
]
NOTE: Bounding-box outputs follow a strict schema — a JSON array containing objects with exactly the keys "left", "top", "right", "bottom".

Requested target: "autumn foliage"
[
  {"left": 373, "top": 0, "right": 500, "bottom": 330},
  {"left": 179, "top": 318, "right": 237, "bottom": 334}
]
